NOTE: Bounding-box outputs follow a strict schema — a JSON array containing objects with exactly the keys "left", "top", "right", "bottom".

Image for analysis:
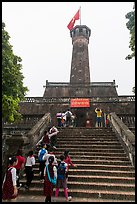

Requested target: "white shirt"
[
  {"left": 56, "top": 112, "right": 62, "bottom": 119},
  {"left": 65, "top": 111, "right": 72, "bottom": 117},
  {"left": 25, "top": 156, "right": 35, "bottom": 166},
  {"left": 48, "top": 127, "right": 59, "bottom": 139}
]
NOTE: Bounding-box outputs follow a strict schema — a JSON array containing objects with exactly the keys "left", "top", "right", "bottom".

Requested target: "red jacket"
[
  {"left": 64, "top": 155, "right": 74, "bottom": 170},
  {"left": 15, "top": 155, "right": 25, "bottom": 170}
]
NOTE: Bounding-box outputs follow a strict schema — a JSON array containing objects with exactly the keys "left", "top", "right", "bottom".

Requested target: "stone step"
[
  {"left": 57, "top": 138, "right": 119, "bottom": 142},
  {"left": 32, "top": 163, "right": 134, "bottom": 172},
  {"left": 65, "top": 181, "right": 135, "bottom": 192},
  {"left": 20, "top": 179, "right": 135, "bottom": 191},
  {"left": 19, "top": 127, "right": 135, "bottom": 202},
  {"left": 35, "top": 157, "right": 130, "bottom": 163},
  {"left": 54, "top": 151, "right": 127, "bottom": 157},
  {"left": 57, "top": 145, "right": 123, "bottom": 149},
  {"left": 68, "top": 169, "right": 135, "bottom": 177},
  {"left": 12, "top": 195, "right": 135, "bottom": 202},
  {"left": 54, "top": 148, "right": 125, "bottom": 153},
  {"left": 58, "top": 127, "right": 112, "bottom": 131},
  {"left": 57, "top": 155, "right": 130, "bottom": 161},
  {"left": 19, "top": 187, "right": 135, "bottom": 201},
  {"left": 57, "top": 143, "right": 123, "bottom": 147},
  {"left": 64, "top": 159, "right": 131, "bottom": 166},
  {"left": 67, "top": 175, "right": 135, "bottom": 184},
  {"left": 58, "top": 130, "right": 116, "bottom": 133},
  {"left": 32, "top": 166, "right": 135, "bottom": 177},
  {"left": 58, "top": 134, "right": 116, "bottom": 137},
  {"left": 58, "top": 141, "right": 120, "bottom": 145},
  {"left": 58, "top": 128, "right": 113, "bottom": 132},
  {"left": 71, "top": 164, "right": 134, "bottom": 171},
  {"left": 62, "top": 130, "right": 116, "bottom": 133},
  {"left": 34, "top": 159, "right": 131, "bottom": 166}
]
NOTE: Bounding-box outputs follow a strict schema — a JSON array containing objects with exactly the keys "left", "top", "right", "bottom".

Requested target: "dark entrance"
[{"left": 72, "top": 108, "right": 90, "bottom": 127}]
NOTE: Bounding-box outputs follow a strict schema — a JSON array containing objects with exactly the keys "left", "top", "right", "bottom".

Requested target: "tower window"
[{"left": 79, "top": 28, "right": 83, "bottom": 33}]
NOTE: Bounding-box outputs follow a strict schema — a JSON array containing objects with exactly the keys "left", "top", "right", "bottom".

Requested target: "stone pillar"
[{"left": 70, "top": 25, "right": 91, "bottom": 84}]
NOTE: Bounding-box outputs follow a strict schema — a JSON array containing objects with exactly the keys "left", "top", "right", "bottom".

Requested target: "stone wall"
[
  {"left": 19, "top": 100, "right": 135, "bottom": 127},
  {"left": 43, "top": 83, "right": 118, "bottom": 98}
]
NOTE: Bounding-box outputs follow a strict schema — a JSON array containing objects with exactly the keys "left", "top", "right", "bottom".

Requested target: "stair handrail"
[
  {"left": 109, "top": 112, "right": 135, "bottom": 166},
  {"left": 23, "top": 112, "right": 52, "bottom": 154}
]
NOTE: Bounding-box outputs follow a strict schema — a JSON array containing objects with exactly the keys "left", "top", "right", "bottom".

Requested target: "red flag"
[{"left": 67, "top": 9, "right": 80, "bottom": 30}]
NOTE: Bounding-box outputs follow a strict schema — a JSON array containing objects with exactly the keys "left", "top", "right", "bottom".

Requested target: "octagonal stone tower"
[
  {"left": 43, "top": 24, "right": 118, "bottom": 98},
  {"left": 70, "top": 25, "right": 91, "bottom": 84}
]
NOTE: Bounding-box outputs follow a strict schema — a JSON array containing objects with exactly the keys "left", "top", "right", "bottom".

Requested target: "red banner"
[{"left": 70, "top": 98, "right": 90, "bottom": 108}]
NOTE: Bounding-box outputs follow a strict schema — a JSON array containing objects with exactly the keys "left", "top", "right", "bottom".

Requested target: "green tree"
[
  {"left": 2, "top": 22, "right": 28, "bottom": 123},
  {"left": 125, "top": 3, "right": 135, "bottom": 60}
]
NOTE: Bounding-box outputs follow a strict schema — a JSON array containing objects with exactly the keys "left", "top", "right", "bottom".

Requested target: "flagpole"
[{"left": 80, "top": 6, "right": 81, "bottom": 25}]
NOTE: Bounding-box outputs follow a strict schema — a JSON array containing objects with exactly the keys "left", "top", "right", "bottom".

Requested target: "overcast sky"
[{"left": 2, "top": 2, "right": 135, "bottom": 97}]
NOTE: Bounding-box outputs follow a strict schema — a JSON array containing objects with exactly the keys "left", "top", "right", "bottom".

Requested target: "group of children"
[
  {"left": 38, "top": 142, "right": 77, "bottom": 202},
  {"left": 2, "top": 140, "right": 77, "bottom": 202},
  {"left": 28, "top": 144, "right": 77, "bottom": 202},
  {"left": 2, "top": 149, "right": 35, "bottom": 201}
]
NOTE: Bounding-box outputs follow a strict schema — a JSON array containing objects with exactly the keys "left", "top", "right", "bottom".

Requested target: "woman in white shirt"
[{"left": 24, "top": 150, "right": 35, "bottom": 189}]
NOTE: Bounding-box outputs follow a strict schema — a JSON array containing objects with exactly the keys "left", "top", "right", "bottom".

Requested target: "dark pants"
[
  {"left": 39, "top": 160, "right": 46, "bottom": 179},
  {"left": 50, "top": 135, "right": 57, "bottom": 147},
  {"left": 45, "top": 196, "right": 51, "bottom": 202},
  {"left": 57, "top": 118, "right": 62, "bottom": 127},
  {"left": 25, "top": 166, "right": 34, "bottom": 187},
  {"left": 66, "top": 116, "right": 71, "bottom": 127},
  {"left": 97, "top": 117, "right": 102, "bottom": 127},
  {"left": 16, "top": 169, "right": 20, "bottom": 187}
]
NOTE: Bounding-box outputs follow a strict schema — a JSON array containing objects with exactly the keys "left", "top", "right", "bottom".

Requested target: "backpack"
[
  {"left": 57, "top": 162, "right": 66, "bottom": 180},
  {"left": 38, "top": 149, "right": 47, "bottom": 161}
]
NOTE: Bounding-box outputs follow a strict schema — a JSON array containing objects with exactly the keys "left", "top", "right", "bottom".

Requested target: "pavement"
[{"left": 2, "top": 195, "right": 132, "bottom": 202}]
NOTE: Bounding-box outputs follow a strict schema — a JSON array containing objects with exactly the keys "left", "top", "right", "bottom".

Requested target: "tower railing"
[{"left": 21, "top": 95, "right": 135, "bottom": 103}]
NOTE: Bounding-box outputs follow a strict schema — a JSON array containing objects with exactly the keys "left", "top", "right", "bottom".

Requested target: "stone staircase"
[{"left": 19, "top": 127, "right": 135, "bottom": 202}]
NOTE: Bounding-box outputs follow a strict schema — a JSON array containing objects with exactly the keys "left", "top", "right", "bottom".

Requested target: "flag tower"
[{"left": 69, "top": 24, "right": 91, "bottom": 84}]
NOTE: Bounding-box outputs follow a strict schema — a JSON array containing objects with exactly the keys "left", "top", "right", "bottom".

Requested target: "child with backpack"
[
  {"left": 44, "top": 156, "right": 57, "bottom": 202},
  {"left": 64, "top": 150, "right": 77, "bottom": 182},
  {"left": 38, "top": 143, "right": 48, "bottom": 181},
  {"left": 55, "top": 155, "right": 72, "bottom": 202}
]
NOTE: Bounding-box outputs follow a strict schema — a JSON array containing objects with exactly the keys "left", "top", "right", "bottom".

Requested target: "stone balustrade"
[
  {"left": 118, "top": 114, "right": 135, "bottom": 128},
  {"left": 22, "top": 112, "right": 51, "bottom": 153},
  {"left": 21, "top": 95, "right": 135, "bottom": 103},
  {"left": 2, "top": 113, "right": 51, "bottom": 180},
  {"left": 109, "top": 112, "right": 135, "bottom": 166}
]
